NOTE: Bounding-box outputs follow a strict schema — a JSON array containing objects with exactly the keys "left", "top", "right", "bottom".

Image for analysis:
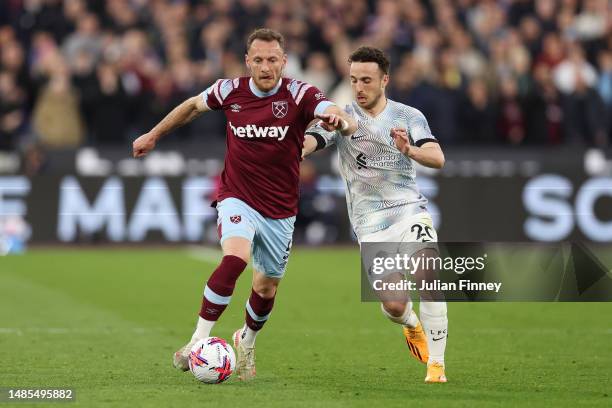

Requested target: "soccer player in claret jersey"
[
  {"left": 132, "top": 28, "right": 357, "bottom": 381},
  {"left": 303, "top": 46, "right": 448, "bottom": 383}
]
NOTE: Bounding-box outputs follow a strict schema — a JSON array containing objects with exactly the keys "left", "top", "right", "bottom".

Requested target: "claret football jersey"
[{"left": 202, "top": 77, "right": 332, "bottom": 218}]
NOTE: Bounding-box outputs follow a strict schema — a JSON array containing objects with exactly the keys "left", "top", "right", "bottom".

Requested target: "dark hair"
[
  {"left": 247, "top": 28, "right": 285, "bottom": 52},
  {"left": 348, "top": 46, "right": 390, "bottom": 74}
]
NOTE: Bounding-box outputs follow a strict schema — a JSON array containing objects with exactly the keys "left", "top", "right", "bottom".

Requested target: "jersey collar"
[
  {"left": 354, "top": 97, "right": 389, "bottom": 120},
  {"left": 249, "top": 77, "right": 282, "bottom": 98}
]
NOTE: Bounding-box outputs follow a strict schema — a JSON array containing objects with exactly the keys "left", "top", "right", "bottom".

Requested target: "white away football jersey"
[{"left": 306, "top": 99, "right": 438, "bottom": 239}]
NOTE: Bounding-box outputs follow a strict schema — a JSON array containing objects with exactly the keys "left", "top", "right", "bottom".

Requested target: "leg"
[
  {"left": 412, "top": 248, "right": 448, "bottom": 369},
  {"left": 194, "top": 198, "right": 256, "bottom": 339},
  {"left": 399, "top": 213, "right": 448, "bottom": 381},
  {"left": 380, "top": 298, "right": 429, "bottom": 365},
  {"left": 173, "top": 198, "right": 255, "bottom": 371},
  {"left": 420, "top": 300, "right": 448, "bottom": 383},
  {"left": 381, "top": 299, "right": 418, "bottom": 327},
  {"left": 242, "top": 214, "right": 293, "bottom": 339},
  {"left": 233, "top": 214, "right": 294, "bottom": 381},
  {"left": 193, "top": 237, "right": 250, "bottom": 338},
  {"left": 413, "top": 246, "right": 448, "bottom": 382},
  {"left": 377, "top": 271, "right": 417, "bottom": 327},
  {"left": 361, "top": 224, "right": 430, "bottom": 365},
  {"left": 232, "top": 270, "right": 279, "bottom": 380},
  {"left": 243, "top": 269, "right": 279, "bottom": 343},
  {"left": 419, "top": 300, "right": 448, "bottom": 364}
]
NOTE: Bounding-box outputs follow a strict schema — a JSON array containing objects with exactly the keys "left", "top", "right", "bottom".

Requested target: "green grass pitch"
[{"left": 1, "top": 247, "right": 611, "bottom": 407}]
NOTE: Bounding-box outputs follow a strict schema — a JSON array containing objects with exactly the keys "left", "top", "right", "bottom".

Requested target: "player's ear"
[{"left": 381, "top": 74, "right": 389, "bottom": 90}]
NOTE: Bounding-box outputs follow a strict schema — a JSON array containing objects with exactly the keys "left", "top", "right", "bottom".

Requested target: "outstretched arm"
[
  {"left": 391, "top": 128, "right": 445, "bottom": 169},
  {"left": 315, "top": 104, "right": 357, "bottom": 136},
  {"left": 302, "top": 131, "right": 334, "bottom": 158},
  {"left": 132, "top": 94, "right": 209, "bottom": 158},
  {"left": 302, "top": 134, "right": 319, "bottom": 158},
  {"left": 302, "top": 120, "right": 338, "bottom": 158}
]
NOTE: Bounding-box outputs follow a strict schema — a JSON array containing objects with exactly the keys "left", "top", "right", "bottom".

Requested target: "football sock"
[
  {"left": 241, "top": 325, "right": 258, "bottom": 348},
  {"left": 243, "top": 288, "right": 275, "bottom": 347},
  {"left": 419, "top": 301, "right": 448, "bottom": 365},
  {"left": 195, "top": 255, "right": 247, "bottom": 339},
  {"left": 191, "top": 316, "right": 215, "bottom": 341},
  {"left": 380, "top": 301, "right": 419, "bottom": 328}
]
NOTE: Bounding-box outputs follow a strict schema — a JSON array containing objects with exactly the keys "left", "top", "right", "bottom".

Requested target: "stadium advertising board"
[{"left": 1, "top": 172, "right": 611, "bottom": 244}]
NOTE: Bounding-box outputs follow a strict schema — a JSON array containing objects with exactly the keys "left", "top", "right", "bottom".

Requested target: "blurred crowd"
[{"left": 1, "top": 0, "right": 612, "bottom": 152}]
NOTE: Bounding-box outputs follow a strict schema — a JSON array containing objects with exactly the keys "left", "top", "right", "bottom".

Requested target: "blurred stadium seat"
[{"left": 0, "top": 0, "right": 611, "bottom": 245}]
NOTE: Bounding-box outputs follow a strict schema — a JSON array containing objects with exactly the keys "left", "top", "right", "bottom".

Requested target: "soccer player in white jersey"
[{"left": 302, "top": 46, "right": 448, "bottom": 383}]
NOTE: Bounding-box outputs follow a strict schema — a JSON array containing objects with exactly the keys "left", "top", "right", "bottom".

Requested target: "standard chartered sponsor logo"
[
  {"left": 353, "top": 153, "right": 406, "bottom": 169},
  {"left": 229, "top": 121, "right": 289, "bottom": 141},
  {"left": 368, "top": 153, "right": 407, "bottom": 169}
]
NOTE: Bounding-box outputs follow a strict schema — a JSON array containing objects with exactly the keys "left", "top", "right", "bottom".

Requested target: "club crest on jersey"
[
  {"left": 272, "top": 101, "right": 288, "bottom": 118},
  {"left": 230, "top": 215, "right": 241, "bottom": 224}
]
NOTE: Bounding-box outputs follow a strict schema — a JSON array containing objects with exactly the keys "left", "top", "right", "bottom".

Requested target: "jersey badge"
[{"left": 272, "top": 100, "right": 288, "bottom": 118}]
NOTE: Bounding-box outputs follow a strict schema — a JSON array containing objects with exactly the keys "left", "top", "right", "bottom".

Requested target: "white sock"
[
  {"left": 241, "top": 325, "right": 258, "bottom": 348},
  {"left": 380, "top": 302, "right": 419, "bottom": 328},
  {"left": 419, "top": 301, "right": 447, "bottom": 366},
  {"left": 191, "top": 317, "right": 216, "bottom": 341}
]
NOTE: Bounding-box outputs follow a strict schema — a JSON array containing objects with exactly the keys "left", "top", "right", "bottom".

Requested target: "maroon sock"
[
  {"left": 245, "top": 289, "right": 275, "bottom": 331},
  {"left": 199, "top": 255, "right": 247, "bottom": 321}
]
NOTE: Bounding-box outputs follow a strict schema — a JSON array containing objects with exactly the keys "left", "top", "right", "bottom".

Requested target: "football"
[{"left": 188, "top": 337, "right": 236, "bottom": 384}]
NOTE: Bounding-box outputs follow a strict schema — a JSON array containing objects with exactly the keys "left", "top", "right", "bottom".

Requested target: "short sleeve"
[
  {"left": 406, "top": 108, "right": 437, "bottom": 147},
  {"left": 298, "top": 84, "right": 334, "bottom": 122},
  {"left": 201, "top": 78, "right": 237, "bottom": 111}
]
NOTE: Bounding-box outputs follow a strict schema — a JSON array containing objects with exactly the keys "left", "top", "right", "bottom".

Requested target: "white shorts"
[
  {"left": 360, "top": 213, "right": 439, "bottom": 298},
  {"left": 360, "top": 212, "right": 438, "bottom": 244}
]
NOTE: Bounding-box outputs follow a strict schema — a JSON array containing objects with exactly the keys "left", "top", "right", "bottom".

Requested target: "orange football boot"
[
  {"left": 402, "top": 322, "right": 429, "bottom": 364},
  {"left": 425, "top": 362, "right": 448, "bottom": 383}
]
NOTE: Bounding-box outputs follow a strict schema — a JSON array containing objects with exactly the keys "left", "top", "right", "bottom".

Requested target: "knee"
[
  {"left": 382, "top": 301, "right": 408, "bottom": 317},
  {"left": 252, "top": 278, "right": 279, "bottom": 299}
]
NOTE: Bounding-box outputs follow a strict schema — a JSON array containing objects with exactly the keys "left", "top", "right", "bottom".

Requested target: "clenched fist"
[
  {"left": 314, "top": 113, "right": 347, "bottom": 132},
  {"left": 132, "top": 133, "right": 157, "bottom": 158}
]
